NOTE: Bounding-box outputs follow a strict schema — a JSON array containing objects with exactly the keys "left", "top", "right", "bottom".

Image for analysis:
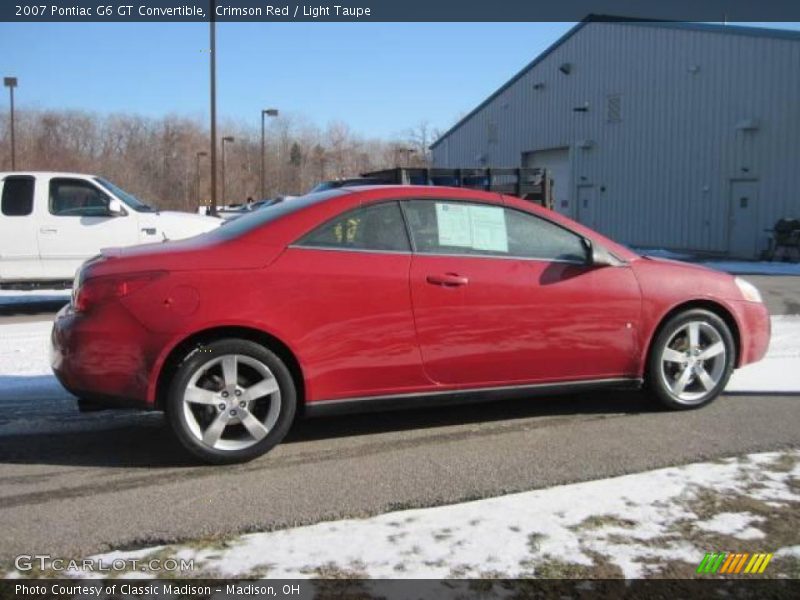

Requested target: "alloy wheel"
[
  {"left": 181, "top": 354, "right": 282, "bottom": 451},
  {"left": 659, "top": 320, "right": 727, "bottom": 404}
]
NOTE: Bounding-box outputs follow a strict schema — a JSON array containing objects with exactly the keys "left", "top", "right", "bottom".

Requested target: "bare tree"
[{"left": 0, "top": 109, "right": 439, "bottom": 210}]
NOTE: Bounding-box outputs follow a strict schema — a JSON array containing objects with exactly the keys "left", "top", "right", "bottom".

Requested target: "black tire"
[
  {"left": 166, "top": 338, "right": 296, "bottom": 464},
  {"left": 646, "top": 309, "right": 735, "bottom": 410}
]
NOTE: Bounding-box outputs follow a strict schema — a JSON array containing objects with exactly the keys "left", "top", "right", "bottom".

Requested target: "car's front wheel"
[
  {"left": 166, "top": 339, "right": 296, "bottom": 464},
  {"left": 647, "top": 309, "right": 735, "bottom": 410}
]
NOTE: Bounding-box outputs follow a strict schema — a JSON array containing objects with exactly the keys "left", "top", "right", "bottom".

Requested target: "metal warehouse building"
[{"left": 430, "top": 17, "right": 800, "bottom": 258}]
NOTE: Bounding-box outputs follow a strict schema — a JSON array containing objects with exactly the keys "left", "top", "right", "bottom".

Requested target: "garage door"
[{"left": 522, "top": 147, "right": 570, "bottom": 216}]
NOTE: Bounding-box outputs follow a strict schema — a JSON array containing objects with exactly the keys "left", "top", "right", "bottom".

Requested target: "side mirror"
[
  {"left": 107, "top": 198, "right": 127, "bottom": 217},
  {"left": 584, "top": 238, "right": 621, "bottom": 267}
]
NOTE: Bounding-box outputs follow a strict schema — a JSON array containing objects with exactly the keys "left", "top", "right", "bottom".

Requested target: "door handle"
[
  {"left": 426, "top": 273, "right": 469, "bottom": 287},
  {"left": 39, "top": 228, "right": 57, "bottom": 234}
]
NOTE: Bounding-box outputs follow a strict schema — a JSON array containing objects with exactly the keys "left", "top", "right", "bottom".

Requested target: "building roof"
[{"left": 430, "top": 15, "right": 800, "bottom": 149}]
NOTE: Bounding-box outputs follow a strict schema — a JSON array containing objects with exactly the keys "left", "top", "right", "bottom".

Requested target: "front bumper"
[
  {"left": 731, "top": 299, "right": 771, "bottom": 367},
  {"left": 50, "top": 303, "right": 162, "bottom": 410}
]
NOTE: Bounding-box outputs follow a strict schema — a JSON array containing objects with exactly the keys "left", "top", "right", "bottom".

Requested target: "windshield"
[
  {"left": 308, "top": 181, "right": 337, "bottom": 194},
  {"left": 210, "top": 189, "right": 347, "bottom": 240},
  {"left": 94, "top": 177, "right": 156, "bottom": 212},
  {"left": 308, "top": 179, "right": 388, "bottom": 194}
]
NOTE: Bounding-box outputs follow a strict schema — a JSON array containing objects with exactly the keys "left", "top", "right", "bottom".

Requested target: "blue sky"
[{"left": 1, "top": 21, "right": 798, "bottom": 139}]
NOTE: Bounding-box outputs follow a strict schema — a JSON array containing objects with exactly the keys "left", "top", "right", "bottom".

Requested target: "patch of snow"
[
  {"left": 727, "top": 315, "right": 800, "bottom": 393},
  {"left": 776, "top": 545, "right": 800, "bottom": 558},
  {"left": 0, "top": 320, "right": 155, "bottom": 435},
  {"left": 0, "top": 321, "right": 56, "bottom": 378},
  {"left": 694, "top": 512, "right": 766, "bottom": 539},
  {"left": 67, "top": 449, "right": 800, "bottom": 580}
]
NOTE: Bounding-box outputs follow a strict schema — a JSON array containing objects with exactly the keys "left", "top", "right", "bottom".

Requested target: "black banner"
[
  {"left": 2, "top": 0, "right": 800, "bottom": 22},
  {"left": 2, "top": 579, "right": 800, "bottom": 600}
]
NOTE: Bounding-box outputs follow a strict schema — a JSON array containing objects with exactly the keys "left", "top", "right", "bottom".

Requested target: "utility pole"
[
  {"left": 196, "top": 151, "right": 208, "bottom": 208},
  {"left": 260, "top": 108, "right": 278, "bottom": 199},
  {"left": 4, "top": 77, "right": 18, "bottom": 171},
  {"left": 221, "top": 136, "right": 234, "bottom": 205},
  {"left": 208, "top": 2, "right": 218, "bottom": 216}
]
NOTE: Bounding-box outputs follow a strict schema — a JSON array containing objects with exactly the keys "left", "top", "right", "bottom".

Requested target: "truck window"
[
  {"left": 49, "top": 178, "right": 111, "bottom": 217},
  {"left": 1, "top": 176, "right": 35, "bottom": 216}
]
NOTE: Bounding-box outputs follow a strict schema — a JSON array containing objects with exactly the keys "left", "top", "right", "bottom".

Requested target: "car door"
[
  {"left": 0, "top": 175, "right": 42, "bottom": 280},
  {"left": 37, "top": 176, "right": 139, "bottom": 279},
  {"left": 404, "top": 198, "right": 642, "bottom": 386},
  {"left": 266, "top": 199, "right": 429, "bottom": 401}
]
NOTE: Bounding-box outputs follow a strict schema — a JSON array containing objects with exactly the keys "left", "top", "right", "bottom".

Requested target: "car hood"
[
  {"left": 639, "top": 255, "right": 722, "bottom": 275},
  {"left": 632, "top": 255, "right": 744, "bottom": 303}
]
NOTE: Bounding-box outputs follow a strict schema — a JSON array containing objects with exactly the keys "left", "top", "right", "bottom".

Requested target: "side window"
[
  {"left": 49, "top": 178, "right": 111, "bottom": 217},
  {"left": 404, "top": 200, "right": 509, "bottom": 256},
  {"left": 404, "top": 200, "right": 588, "bottom": 262},
  {"left": 1, "top": 177, "right": 35, "bottom": 216},
  {"left": 297, "top": 201, "right": 410, "bottom": 252},
  {"left": 505, "top": 207, "right": 588, "bottom": 262}
]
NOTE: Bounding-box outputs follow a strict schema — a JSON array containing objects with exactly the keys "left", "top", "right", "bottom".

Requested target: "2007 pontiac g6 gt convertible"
[{"left": 51, "top": 186, "right": 770, "bottom": 463}]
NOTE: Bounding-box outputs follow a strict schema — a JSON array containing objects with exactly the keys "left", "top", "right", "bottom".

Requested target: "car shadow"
[
  {"left": 287, "top": 389, "right": 657, "bottom": 444},
  {"left": 724, "top": 390, "right": 800, "bottom": 397},
  {"left": 0, "top": 385, "right": 661, "bottom": 469}
]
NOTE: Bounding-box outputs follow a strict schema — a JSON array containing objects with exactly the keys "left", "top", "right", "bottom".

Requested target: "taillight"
[{"left": 74, "top": 271, "right": 165, "bottom": 313}]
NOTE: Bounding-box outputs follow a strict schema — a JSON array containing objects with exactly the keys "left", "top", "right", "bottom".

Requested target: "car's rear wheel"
[
  {"left": 166, "top": 339, "right": 296, "bottom": 464},
  {"left": 647, "top": 309, "right": 735, "bottom": 410}
]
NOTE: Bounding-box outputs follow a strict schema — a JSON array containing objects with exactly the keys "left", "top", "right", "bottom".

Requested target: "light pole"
[
  {"left": 195, "top": 151, "right": 208, "bottom": 208},
  {"left": 208, "top": 1, "right": 218, "bottom": 216},
  {"left": 221, "top": 136, "right": 234, "bottom": 205},
  {"left": 261, "top": 108, "right": 278, "bottom": 199},
  {"left": 4, "top": 77, "right": 17, "bottom": 171}
]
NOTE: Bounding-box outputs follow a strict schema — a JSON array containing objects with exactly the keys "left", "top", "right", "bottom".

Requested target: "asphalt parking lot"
[{"left": 0, "top": 275, "right": 797, "bottom": 566}]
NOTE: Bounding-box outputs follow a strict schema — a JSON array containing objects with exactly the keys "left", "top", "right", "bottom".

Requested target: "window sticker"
[
  {"left": 435, "top": 202, "right": 508, "bottom": 253},
  {"left": 469, "top": 204, "right": 508, "bottom": 252},
  {"left": 436, "top": 203, "right": 472, "bottom": 247}
]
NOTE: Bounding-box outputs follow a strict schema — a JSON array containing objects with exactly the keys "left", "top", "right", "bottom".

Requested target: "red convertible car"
[{"left": 51, "top": 186, "right": 770, "bottom": 463}]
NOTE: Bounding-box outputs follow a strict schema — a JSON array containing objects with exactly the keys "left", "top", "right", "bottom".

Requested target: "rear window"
[
  {"left": 1, "top": 176, "right": 35, "bottom": 216},
  {"left": 297, "top": 201, "right": 410, "bottom": 252},
  {"left": 209, "top": 189, "right": 348, "bottom": 240}
]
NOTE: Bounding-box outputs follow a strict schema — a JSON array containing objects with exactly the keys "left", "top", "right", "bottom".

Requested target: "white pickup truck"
[{"left": 0, "top": 172, "right": 222, "bottom": 286}]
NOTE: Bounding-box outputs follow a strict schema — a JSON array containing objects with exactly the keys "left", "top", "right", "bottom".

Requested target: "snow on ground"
[
  {"left": 52, "top": 449, "right": 798, "bottom": 579},
  {"left": 0, "top": 320, "right": 152, "bottom": 435},
  {"left": 693, "top": 512, "right": 765, "bottom": 540},
  {"left": 727, "top": 315, "right": 800, "bottom": 393},
  {"left": 0, "top": 320, "right": 64, "bottom": 393}
]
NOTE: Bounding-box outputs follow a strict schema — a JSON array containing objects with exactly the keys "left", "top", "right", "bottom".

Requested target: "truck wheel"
[
  {"left": 646, "top": 309, "right": 735, "bottom": 410},
  {"left": 166, "top": 339, "right": 296, "bottom": 464}
]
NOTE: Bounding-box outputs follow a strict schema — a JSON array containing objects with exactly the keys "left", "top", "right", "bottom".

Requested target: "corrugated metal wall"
[{"left": 431, "top": 22, "right": 800, "bottom": 257}]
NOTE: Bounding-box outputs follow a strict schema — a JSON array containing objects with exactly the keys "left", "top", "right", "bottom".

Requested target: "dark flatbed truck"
[{"left": 361, "top": 167, "right": 554, "bottom": 210}]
